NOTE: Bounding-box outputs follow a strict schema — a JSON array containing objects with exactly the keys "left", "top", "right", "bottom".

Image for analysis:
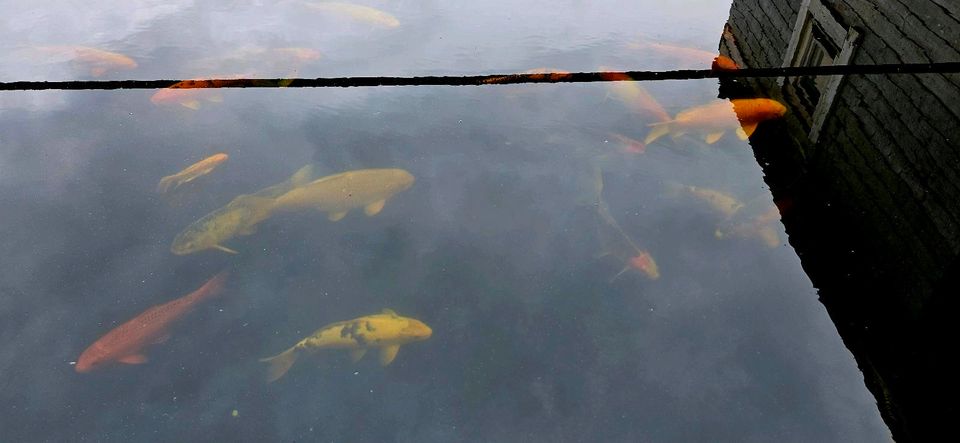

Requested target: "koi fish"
[
  {"left": 75, "top": 271, "right": 228, "bottom": 372},
  {"left": 149, "top": 77, "right": 240, "bottom": 110},
  {"left": 666, "top": 182, "right": 745, "bottom": 218},
  {"left": 303, "top": 2, "right": 400, "bottom": 28},
  {"left": 715, "top": 204, "right": 782, "bottom": 248},
  {"left": 599, "top": 67, "right": 670, "bottom": 122},
  {"left": 593, "top": 166, "right": 660, "bottom": 281},
  {"left": 157, "top": 153, "right": 229, "bottom": 194},
  {"left": 644, "top": 98, "right": 787, "bottom": 145},
  {"left": 32, "top": 46, "right": 138, "bottom": 77},
  {"left": 171, "top": 165, "right": 315, "bottom": 255},
  {"left": 627, "top": 41, "right": 739, "bottom": 70},
  {"left": 260, "top": 309, "right": 432, "bottom": 382},
  {"left": 272, "top": 168, "right": 414, "bottom": 221}
]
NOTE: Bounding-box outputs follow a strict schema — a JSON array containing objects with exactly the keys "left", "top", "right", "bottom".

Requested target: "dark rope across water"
[{"left": 1, "top": 62, "right": 959, "bottom": 91}]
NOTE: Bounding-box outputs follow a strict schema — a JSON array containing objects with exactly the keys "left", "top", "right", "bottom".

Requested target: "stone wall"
[{"left": 721, "top": 1, "right": 960, "bottom": 441}]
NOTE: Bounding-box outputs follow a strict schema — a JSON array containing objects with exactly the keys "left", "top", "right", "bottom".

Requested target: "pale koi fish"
[{"left": 157, "top": 153, "right": 229, "bottom": 194}]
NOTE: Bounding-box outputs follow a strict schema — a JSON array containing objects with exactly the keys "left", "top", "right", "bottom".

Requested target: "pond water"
[{"left": 0, "top": 1, "right": 890, "bottom": 441}]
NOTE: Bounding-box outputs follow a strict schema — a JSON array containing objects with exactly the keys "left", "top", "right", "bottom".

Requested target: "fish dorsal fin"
[
  {"left": 214, "top": 244, "right": 239, "bottom": 254},
  {"left": 381, "top": 308, "right": 397, "bottom": 316},
  {"left": 643, "top": 123, "right": 672, "bottom": 145},
  {"left": 290, "top": 165, "right": 316, "bottom": 186},
  {"left": 379, "top": 345, "right": 400, "bottom": 366},
  {"left": 349, "top": 348, "right": 368, "bottom": 363},
  {"left": 364, "top": 199, "right": 386, "bottom": 216},
  {"left": 119, "top": 353, "right": 148, "bottom": 365},
  {"left": 328, "top": 211, "right": 348, "bottom": 222},
  {"left": 705, "top": 131, "right": 725, "bottom": 144}
]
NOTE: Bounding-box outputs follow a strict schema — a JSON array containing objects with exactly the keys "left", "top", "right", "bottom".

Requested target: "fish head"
[
  {"left": 75, "top": 343, "right": 109, "bottom": 373},
  {"left": 400, "top": 318, "right": 433, "bottom": 342},
  {"left": 390, "top": 169, "right": 416, "bottom": 191},
  {"left": 629, "top": 252, "right": 660, "bottom": 280},
  {"left": 170, "top": 227, "right": 211, "bottom": 255}
]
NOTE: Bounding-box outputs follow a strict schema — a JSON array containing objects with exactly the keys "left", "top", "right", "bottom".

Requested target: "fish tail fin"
[
  {"left": 644, "top": 123, "right": 671, "bottom": 145},
  {"left": 157, "top": 176, "right": 176, "bottom": 194},
  {"left": 192, "top": 270, "right": 230, "bottom": 303},
  {"left": 260, "top": 347, "right": 299, "bottom": 382}
]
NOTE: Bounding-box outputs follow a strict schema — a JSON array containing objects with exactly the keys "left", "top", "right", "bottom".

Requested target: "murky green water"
[{"left": 0, "top": 1, "right": 889, "bottom": 441}]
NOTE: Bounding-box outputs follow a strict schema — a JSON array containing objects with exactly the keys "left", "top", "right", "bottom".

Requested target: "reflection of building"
[{"left": 721, "top": 1, "right": 960, "bottom": 441}]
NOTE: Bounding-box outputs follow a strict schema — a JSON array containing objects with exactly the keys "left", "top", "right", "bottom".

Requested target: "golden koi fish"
[
  {"left": 715, "top": 204, "right": 782, "bottom": 248},
  {"left": 272, "top": 168, "right": 414, "bottom": 221},
  {"left": 666, "top": 182, "right": 745, "bottom": 219},
  {"left": 645, "top": 98, "right": 787, "bottom": 145},
  {"left": 303, "top": 2, "right": 400, "bottom": 28},
  {"left": 31, "top": 46, "right": 138, "bottom": 77},
  {"left": 157, "top": 153, "right": 229, "bottom": 194},
  {"left": 170, "top": 165, "right": 315, "bottom": 255},
  {"left": 260, "top": 309, "right": 432, "bottom": 382},
  {"left": 599, "top": 67, "right": 670, "bottom": 122}
]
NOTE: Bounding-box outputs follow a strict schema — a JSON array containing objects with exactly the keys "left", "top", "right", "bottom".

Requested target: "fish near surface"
[
  {"left": 644, "top": 98, "right": 787, "bottom": 145},
  {"left": 593, "top": 167, "right": 660, "bottom": 281},
  {"left": 157, "top": 153, "right": 229, "bottom": 193},
  {"left": 75, "top": 271, "right": 228, "bottom": 373},
  {"left": 272, "top": 168, "right": 414, "bottom": 222},
  {"left": 260, "top": 309, "right": 432, "bottom": 382},
  {"left": 170, "top": 165, "right": 315, "bottom": 255},
  {"left": 599, "top": 68, "right": 670, "bottom": 123},
  {"left": 715, "top": 204, "right": 782, "bottom": 248},
  {"left": 303, "top": 2, "right": 400, "bottom": 28}
]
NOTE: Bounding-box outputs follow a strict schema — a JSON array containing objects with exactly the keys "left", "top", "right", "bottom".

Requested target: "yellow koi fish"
[
  {"left": 667, "top": 182, "right": 744, "bottom": 218},
  {"left": 645, "top": 98, "right": 787, "bottom": 145},
  {"left": 260, "top": 309, "right": 432, "bottom": 382},
  {"left": 272, "top": 168, "right": 414, "bottom": 221},
  {"left": 157, "top": 153, "right": 229, "bottom": 194},
  {"left": 31, "top": 46, "right": 138, "bottom": 77},
  {"left": 599, "top": 67, "right": 670, "bottom": 122},
  {"left": 715, "top": 204, "right": 782, "bottom": 248},
  {"left": 303, "top": 2, "right": 400, "bottom": 28},
  {"left": 170, "top": 165, "right": 315, "bottom": 255}
]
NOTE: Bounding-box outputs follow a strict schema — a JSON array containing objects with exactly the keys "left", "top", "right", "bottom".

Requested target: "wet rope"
[{"left": 1, "top": 62, "right": 959, "bottom": 91}]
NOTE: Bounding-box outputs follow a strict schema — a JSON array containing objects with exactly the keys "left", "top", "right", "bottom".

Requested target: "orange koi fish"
[
  {"left": 75, "top": 271, "right": 228, "bottom": 373},
  {"left": 33, "top": 46, "right": 137, "bottom": 77},
  {"left": 645, "top": 98, "right": 787, "bottom": 145},
  {"left": 596, "top": 179, "right": 660, "bottom": 280},
  {"left": 150, "top": 78, "right": 231, "bottom": 110},
  {"left": 627, "top": 41, "right": 739, "bottom": 70},
  {"left": 600, "top": 67, "right": 671, "bottom": 122},
  {"left": 157, "top": 153, "right": 229, "bottom": 194}
]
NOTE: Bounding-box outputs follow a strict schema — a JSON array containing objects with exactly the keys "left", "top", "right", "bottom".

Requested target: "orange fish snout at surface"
[{"left": 629, "top": 252, "right": 660, "bottom": 280}]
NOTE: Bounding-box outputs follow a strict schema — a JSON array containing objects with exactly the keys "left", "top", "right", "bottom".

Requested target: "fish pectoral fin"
[
  {"left": 349, "top": 348, "right": 368, "bottom": 363},
  {"left": 206, "top": 94, "right": 224, "bottom": 103},
  {"left": 328, "top": 211, "right": 348, "bottom": 222},
  {"left": 737, "top": 122, "right": 758, "bottom": 139},
  {"left": 643, "top": 123, "right": 671, "bottom": 145},
  {"left": 364, "top": 199, "right": 387, "bottom": 216},
  {"left": 119, "top": 353, "right": 148, "bottom": 365},
  {"left": 609, "top": 265, "right": 631, "bottom": 283},
  {"left": 379, "top": 345, "right": 401, "bottom": 366},
  {"left": 381, "top": 308, "right": 397, "bottom": 316},
  {"left": 705, "top": 131, "right": 725, "bottom": 144},
  {"left": 214, "top": 244, "right": 239, "bottom": 254}
]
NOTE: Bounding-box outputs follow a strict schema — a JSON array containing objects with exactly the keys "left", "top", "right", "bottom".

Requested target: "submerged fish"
[
  {"left": 149, "top": 77, "right": 239, "bottom": 110},
  {"left": 171, "top": 165, "right": 315, "bottom": 255},
  {"left": 272, "top": 168, "right": 414, "bottom": 221},
  {"left": 303, "top": 2, "right": 400, "bottom": 28},
  {"left": 609, "top": 133, "right": 646, "bottom": 154},
  {"left": 260, "top": 309, "right": 432, "bottom": 382},
  {"left": 599, "top": 68, "right": 670, "bottom": 122},
  {"left": 75, "top": 271, "right": 228, "bottom": 373},
  {"left": 592, "top": 166, "right": 660, "bottom": 281},
  {"left": 715, "top": 204, "right": 782, "bottom": 248},
  {"left": 157, "top": 153, "right": 229, "bottom": 193},
  {"left": 666, "top": 182, "right": 745, "bottom": 218},
  {"left": 644, "top": 98, "right": 787, "bottom": 145}
]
